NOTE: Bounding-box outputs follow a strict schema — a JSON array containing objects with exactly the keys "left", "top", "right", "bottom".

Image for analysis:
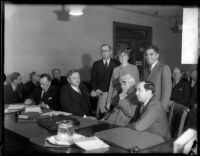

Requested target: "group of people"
[{"left": 4, "top": 44, "right": 197, "bottom": 141}]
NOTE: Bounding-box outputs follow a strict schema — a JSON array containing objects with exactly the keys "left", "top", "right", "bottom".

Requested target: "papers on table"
[
  {"left": 25, "top": 105, "right": 42, "bottom": 113},
  {"left": 74, "top": 136, "right": 109, "bottom": 151},
  {"left": 41, "top": 111, "right": 72, "bottom": 116},
  {"left": 7, "top": 104, "right": 25, "bottom": 110}
]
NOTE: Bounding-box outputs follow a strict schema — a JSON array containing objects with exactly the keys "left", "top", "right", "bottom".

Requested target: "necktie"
[
  {"left": 147, "top": 65, "right": 151, "bottom": 77},
  {"left": 41, "top": 90, "right": 45, "bottom": 98},
  {"left": 105, "top": 60, "right": 108, "bottom": 68}
]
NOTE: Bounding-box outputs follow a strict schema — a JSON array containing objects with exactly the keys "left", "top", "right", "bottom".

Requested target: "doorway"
[{"left": 113, "top": 21, "right": 152, "bottom": 79}]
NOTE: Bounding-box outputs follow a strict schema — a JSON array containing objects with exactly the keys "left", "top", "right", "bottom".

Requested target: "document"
[
  {"left": 74, "top": 136, "right": 109, "bottom": 151},
  {"left": 7, "top": 104, "right": 25, "bottom": 110},
  {"left": 41, "top": 111, "right": 72, "bottom": 116},
  {"left": 25, "top": 105, "right": 42, "bottom": 113}
]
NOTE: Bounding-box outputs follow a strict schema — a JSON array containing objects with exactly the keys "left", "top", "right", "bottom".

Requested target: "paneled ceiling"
[{"left": 112, "top": 5, "right": 183, "bottom": 18}]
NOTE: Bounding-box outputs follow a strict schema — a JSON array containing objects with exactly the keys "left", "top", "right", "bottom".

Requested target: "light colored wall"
[{"left": 4, "top": 5, "right": 197, "bottom": 83}]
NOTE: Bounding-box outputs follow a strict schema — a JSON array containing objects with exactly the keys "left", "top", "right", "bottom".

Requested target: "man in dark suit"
[
  {"left": 143, "top": 45, "right": 172, "bottom": 112},
  {"left": 170, "top": 67, "right": 190, "bottom": 106},
  {"left": 59, "top": 69, "right": 92, "bottom": 117},
  {"left": 127, "top": 81, "right": 171, "bottom": 141},
  {"left": 23, "top": 71, "right": 40, "bottom": 100},
  {"left": 91, "top": 44, "right": 118, "bottom": 119},
  {"left": 24, "top": 74, "right": 59, "bottom": 110},
  {"left": 51, "top": 68, "right": 68, "bottom": 89},
  {"left": 4, "top": 72, "right": 25, "bottom": 104}
]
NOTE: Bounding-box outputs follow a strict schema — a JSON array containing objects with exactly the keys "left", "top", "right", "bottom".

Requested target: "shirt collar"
[
  {"left": 151, "top": 60, "right": 158, "bottom": 70},
  {"left": 71, "top": 85, "right": 80, "bottom": 93},
  {"left": 103, "top": 58, "right": 110, "bottom": 64}
]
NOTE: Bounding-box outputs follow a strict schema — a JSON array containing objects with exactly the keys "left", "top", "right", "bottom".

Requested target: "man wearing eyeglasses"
[
  {"left": 101, "top": 74, "right": 140, "bottom": 126},
  {"left": 91, "top": 44, "right": 118, "bottom": 119}
]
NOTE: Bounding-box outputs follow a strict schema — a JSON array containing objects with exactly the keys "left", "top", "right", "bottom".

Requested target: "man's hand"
[
  {"left": 96, "top": 89, "right": 103, "bottom": 96},
  {"left": 24, "top": 99, "right": 33, "bottom": 105},
  {"left": 105, "top": 102, "right": 110, "bottom": 111},
  {"left": 90, "top": 90, "right": 97, "bottom": 97},
  {"left": 39, "top": 102, "right": 49, "bottom": 109},
  {"left": 119, "top": 92, "right": 127, "bottom": 100}
]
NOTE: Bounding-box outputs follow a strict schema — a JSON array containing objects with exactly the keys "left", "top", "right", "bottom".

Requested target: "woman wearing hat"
[{"left": 105, "top": 49, "right": 140, "bottom": 112}]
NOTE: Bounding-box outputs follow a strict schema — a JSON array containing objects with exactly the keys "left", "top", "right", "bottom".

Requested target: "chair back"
[
  {"left": 168, "top": 102, "right": 190, "bottom": 139},
  {"left": 183, "top": 104, "right": 197, "bottom": 132}
]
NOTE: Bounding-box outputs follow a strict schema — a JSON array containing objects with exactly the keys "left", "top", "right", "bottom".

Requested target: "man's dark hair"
[
  {"left": 144, "top": 80, "right": 155, "bottom": 94},
  {"left": 29, "top": 71, "right": 37, "bottom": 80},
  {"left": 52, "top": 68, "right": 61, "bottom": 74},
  {"left": 10, "top": 72, "right": 20, "bottom": 82},
  {"left": 66, "top": 69, "right": 79, "bottom": 79},
  {"left": 146, "top": 45, "right": 159, "bottom": 54},
  {"left": 40, "top": 73, "right": 51, "bottom": 81}
]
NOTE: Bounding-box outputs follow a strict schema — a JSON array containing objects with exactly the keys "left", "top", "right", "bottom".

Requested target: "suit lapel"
[{"left": 147, "top": 61, "right": 162, "bottom": 81}]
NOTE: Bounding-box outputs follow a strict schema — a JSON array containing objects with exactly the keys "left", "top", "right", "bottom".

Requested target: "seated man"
[
  {"left": 59, "top": 69, "right": 92, "bottom": 117},
  {"left": 24, "top": 73, "right": 59, "bottom": 110},
  {"left": 23, "top": 71, "right": 40, "bottom": 100},
  {"left": 170, "top": 67, "right": 190, "bottom": 106},
  {"left": 4, "top": 72, "right": 25, "bottom": 104},
  {"left": 101, "top": 74, "right": 140, "bottom": 126},
  {"left": 127, "top": 81, "right": 171, "bottom": 141},
  {"left": 51, "top": 68, "right": 68, "bottom": 89}
]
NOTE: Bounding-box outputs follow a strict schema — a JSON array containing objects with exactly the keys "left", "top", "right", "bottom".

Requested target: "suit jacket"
[
  {"left": 51, "top": 76, "right": 68, "bottom": 89},
  {"left": 127, "top": 96, "right": 171, "bottom": 141},
  {"left": 4, "top": 83, "right": 24, "bottom": 104},
  {"left": 103, "top": 86, "right": 140, "bottom": 126},
  {"left": 91, "top": 59, "right": 117, "bottom": 92},
  {"left": 170, "top": 79, "right": 190, "bottom": 106},
  {"left": 188, "top": 82, "right": 197, "bottom": 108},
  {"left": 27, "top": 84, "right": 59, "bottom": 110},
  {"left": 23, "top": 81, "right": 40, "bottom": 100},
  {"left": 59, "top": 83, "right": 91, "bottom": 116},
  {"left": 143, "top": 61, "right": 172, "bottom": 112}
]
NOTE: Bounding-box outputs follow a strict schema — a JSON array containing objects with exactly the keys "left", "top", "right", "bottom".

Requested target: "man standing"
[
  {"left": 143, "top": 45, "right": 172, "bottom": 112},
  {"left": 127, "top": 81, "right": 171, "bottom": 141},
  {"left": 24, "top": 74, "right": 59, "bottom": 110},
  {"left": 91, "top": 44, "right": 117, "bottom": 119}
]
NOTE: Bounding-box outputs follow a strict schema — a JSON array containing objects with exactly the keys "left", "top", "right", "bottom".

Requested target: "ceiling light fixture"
[{"left": 68, "top": 5, "right": 86, "bottom": 16}]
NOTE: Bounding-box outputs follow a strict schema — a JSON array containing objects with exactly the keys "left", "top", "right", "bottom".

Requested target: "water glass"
[{"left": 57, "top": 120, "right": 74, "bottom": 142}]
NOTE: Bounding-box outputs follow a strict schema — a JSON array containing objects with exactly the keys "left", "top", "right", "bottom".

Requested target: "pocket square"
[{"left": 48, "top": 97, "right": 53, "bottom": 100}]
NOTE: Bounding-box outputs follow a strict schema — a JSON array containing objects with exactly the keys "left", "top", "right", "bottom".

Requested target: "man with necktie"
[
  {"left": 127, "top": 81, "right": 171, "bottom": 141},
  {"left": 91, "top": 44, "right": 118, "bottom": 119},
  {"left": 24, "top": 74, "right": 59, "bottom": 110},
  {"left": 142, "top": 45, "right": 172, "bottom": 112},
  {"left": 60, "top": 69, "right": 93, "bottom": 117}
]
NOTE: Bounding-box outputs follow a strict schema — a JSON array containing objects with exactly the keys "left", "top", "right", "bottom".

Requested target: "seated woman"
[{"left": 101, "top": 74, "right": 140, "bottom": 126}]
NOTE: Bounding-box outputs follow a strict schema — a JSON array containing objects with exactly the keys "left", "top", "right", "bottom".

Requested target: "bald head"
[{"left": 120, "top": 74, "right": 135, "bottom": 92}]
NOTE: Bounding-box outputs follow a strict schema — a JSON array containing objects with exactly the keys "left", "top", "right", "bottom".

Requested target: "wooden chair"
[{"left": 168, "top": 102, "right": 190, "bottom": 139}]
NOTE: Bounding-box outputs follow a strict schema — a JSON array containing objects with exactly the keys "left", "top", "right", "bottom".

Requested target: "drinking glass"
[{"left": 57, "top": 120, "right": 74, "bottom": 142}]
